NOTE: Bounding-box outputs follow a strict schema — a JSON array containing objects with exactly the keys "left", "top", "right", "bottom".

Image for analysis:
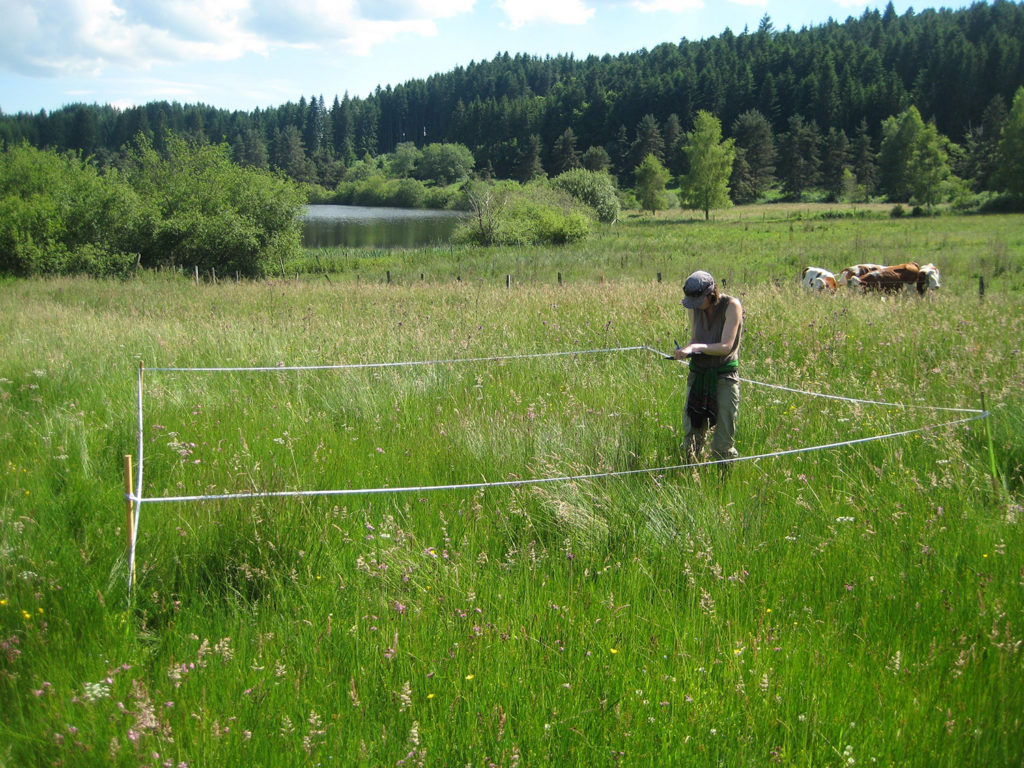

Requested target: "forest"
[
  {"left": 0, "top": 0, "right": 1022, "bottom": 197},
  {"left": 2, "top": 1, "right": 1024, "bottom": 277}
]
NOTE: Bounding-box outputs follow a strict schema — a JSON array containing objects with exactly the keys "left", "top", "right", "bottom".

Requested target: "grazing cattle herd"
[{"left": 801, "top": 262, "right": 941, "bottom": 296}]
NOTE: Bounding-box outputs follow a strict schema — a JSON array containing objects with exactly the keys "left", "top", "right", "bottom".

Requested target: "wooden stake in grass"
[{"left": 124, "top": 454, "right": 136, "bottom": 587}]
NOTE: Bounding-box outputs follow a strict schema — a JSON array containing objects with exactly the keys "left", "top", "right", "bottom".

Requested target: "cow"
[
  {"left": 850, "top": 262, "right": 921, "bottom": 293},
  {"left": 801, "top": 267, "right": 838, "bottom": 293},
  {"left": 837, "top": 264, "right": 885, "bottom": 287},
  {"left": 917, "top": 263, "right": 941, "bottom": 294}
]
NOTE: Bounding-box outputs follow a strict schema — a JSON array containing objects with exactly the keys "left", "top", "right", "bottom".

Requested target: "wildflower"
[
  {"left": 0, "top": 599, "right": 6, "bottom": 607},
  {"left": 213, "top": 637, "right": 233, "bottom": 661},
  {"left": 465, "top": 674, "right": 474, "bottom": 680},
  {"left": 21, "top": 611, "right": 30, "bottom": 620},
  {"left": 610, "top": 648, "right": 619, "bottom": 655},
  {"left": 427, "top": 693, "right": 435, "bottom": 700},
  {"left": 83, "top": 681, "right": 111, "bottom": 702}
]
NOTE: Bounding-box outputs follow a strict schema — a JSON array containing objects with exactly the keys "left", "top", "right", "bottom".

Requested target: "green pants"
[{"left": 683, "top": 375, "right": 740, "bottom": 460}]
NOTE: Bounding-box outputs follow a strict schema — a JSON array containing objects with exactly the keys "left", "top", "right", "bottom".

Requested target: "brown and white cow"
[
  {"left": 850, "top": 262, "right": 921, "bottom": 293},
  {"left": 801, "top": 267, "right": 838, "bottom": 293},
  {"left": 837, "top": 264, "right": 885, "bottom": 287},
  {"left": 917, "top": 263, "right": 941, "bottom": 294}
]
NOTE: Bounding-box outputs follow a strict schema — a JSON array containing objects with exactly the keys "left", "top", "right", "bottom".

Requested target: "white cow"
[
  {"left": 801, "top": 267, "right": 838, "bottom": 293},
  {"left": 917, "top": 263, "right": 941, "bottom": 293}
]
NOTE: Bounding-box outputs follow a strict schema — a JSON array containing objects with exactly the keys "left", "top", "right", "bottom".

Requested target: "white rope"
[
  {"left": 127, "top": 345, "right": 987, "bottom": 504},
  {"left": 125, "top": 410, "right": 984, "bottom": 505},
  {"left": 146, "top": 346, "right": 652, "bottom": 373},
  {"left": 736, "top": 376, "right": 983, "bottom": 414}
]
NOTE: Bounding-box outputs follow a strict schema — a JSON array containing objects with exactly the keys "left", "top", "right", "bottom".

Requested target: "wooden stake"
[{"left": 124, "top": 454, "right": 136, "bottom": 586}]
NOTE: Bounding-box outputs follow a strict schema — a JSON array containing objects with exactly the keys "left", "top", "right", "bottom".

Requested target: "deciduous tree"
[
  {"left": 678, "top": 111, "right": 735, "bottom": 220},
  {"left": 996, "top": 86, "right": 1024, "bottom": 198}
]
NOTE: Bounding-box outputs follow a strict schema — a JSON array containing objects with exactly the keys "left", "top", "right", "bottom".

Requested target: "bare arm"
[{"left": 674, "top": 299, "right": 742, "bottom": 358}]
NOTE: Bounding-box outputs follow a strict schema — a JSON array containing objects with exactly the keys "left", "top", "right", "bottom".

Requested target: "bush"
[
  {"left": 0, "top": 144, "right": 143, "bottom": 277},
  {"left": 120, "top": 135, "right": 305, "bottom": 277},
  {"left": 424, "top": 184, "right": 466, "bottom": 210},
  {"left": 454, "top": 181, "right": 590, "bottom": 246},
  {"left": 551, "top": 169, "right": 621, "bottom": 223},
  {"left": 890, "top": 204, "right": 906, "bottom": 218},
  {"left": 386, "top": 178, "right": 427, "bottom": 208}
]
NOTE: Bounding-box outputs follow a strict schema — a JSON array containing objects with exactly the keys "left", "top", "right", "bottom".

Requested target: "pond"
[{"left": 303, "top": 205, "right": 465, "bottom": 249}]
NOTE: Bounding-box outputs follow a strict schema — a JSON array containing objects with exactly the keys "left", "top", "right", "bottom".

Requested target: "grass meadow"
[{"left": 1, "top": 204, "right": 1023, "bottom": 766}]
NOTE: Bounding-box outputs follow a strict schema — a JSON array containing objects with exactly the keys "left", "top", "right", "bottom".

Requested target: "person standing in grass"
[{"left": 673, "top": 270, "right": 743, "bottom": 462}]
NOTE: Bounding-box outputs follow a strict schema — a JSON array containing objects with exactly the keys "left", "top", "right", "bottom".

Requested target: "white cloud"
[
  {"left": 496, "top": 0, "right": 596, "bottom": 28},
  {"left": 631, "top": 0, "right": 703, "bottom": 11},
  {"left": 0, "top": 0, "right": 477, "bottom": 77}
]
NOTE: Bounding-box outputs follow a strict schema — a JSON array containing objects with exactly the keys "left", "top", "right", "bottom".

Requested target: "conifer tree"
[
  {"left": 852, "top": 118, "right": 877, "bottom": 196},
  {"left": 729, "top": 109, "right": 776, "bottom": 203},
  {"left": 516, "top": 134, "right": 546, "bottom": 181},
  {"left": 778, "top": 114, "right": 820, "bottom": 199},
  {"left": 634, "top": 153, "right": 670, "bottom": 215},
  {"left": 550, "top": 127, "right": 581, "bottom": 174}
]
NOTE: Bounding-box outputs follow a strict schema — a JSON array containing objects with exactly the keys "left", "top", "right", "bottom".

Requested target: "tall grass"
[{"left": 1, "top": 208, "right": 1022, "bottom": 766}]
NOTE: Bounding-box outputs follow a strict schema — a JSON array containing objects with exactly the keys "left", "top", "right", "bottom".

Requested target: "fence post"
[
  {"left": 506, "top": 274, "right": 511, "bottom": 289},
  {"left": 558, "top": 272, "right": 562, "bottom": 286},
  {"left": 657, "top": 272, "right": 662, "bottom": 283},
  {"left": 979, "top": 275, "right": 985, "bottom": 300},
  {"left": 194, "top": 265, "right": 199, "bottom": 286},
  {"left": 387, "top": 270, "right": 391, "bottom": 284}
]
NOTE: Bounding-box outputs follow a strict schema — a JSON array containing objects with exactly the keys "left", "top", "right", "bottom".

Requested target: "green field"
[{"left": 2, "top": 206, "right": 1023, "bottom": 766}]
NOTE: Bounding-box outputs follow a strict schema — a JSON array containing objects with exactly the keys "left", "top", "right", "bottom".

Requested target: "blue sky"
[{"left": 0, "top": 0, "right": 971, "bottom": 115}]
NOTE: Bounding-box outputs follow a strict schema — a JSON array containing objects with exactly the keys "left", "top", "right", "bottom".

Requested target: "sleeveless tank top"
[{"left": 689, "top": 294, "right": 742, "bottom": 377}]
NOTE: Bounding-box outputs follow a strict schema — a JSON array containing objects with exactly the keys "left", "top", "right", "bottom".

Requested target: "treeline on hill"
[
  {"left": 2, "top": 0, "right": 1023, "bottom": 193},
  {"left": 2, "top": 1, "right": 1024, "bottom": 278}
]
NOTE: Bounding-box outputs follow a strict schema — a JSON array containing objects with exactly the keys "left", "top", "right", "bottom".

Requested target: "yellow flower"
[
  {"left": 610, "top": 648, "right": 618, "bottom": 654},
  {"left": 22, "top": 610, "right": 30, "bottom": 620},
  {"left": 465, "top": 674, "right": 474, "bottom": 680},
  {"left": 37, "top": 607, "right": 43, "bottom": 614},
  {"left": 0, "top": 599, "right": 7, "bottom": 607},
  {"left": 427, "top": 693, "right": 435, "bottom": 699}
]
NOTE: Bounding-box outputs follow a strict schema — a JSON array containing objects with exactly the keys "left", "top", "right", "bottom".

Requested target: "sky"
[{"left": 0, "top": 0, "right": 973, "bottom": 115}]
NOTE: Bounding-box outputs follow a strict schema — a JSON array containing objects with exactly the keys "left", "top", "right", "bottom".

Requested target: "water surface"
[{"left": 303, "top": 205, "right": 464, "bottom": 249}]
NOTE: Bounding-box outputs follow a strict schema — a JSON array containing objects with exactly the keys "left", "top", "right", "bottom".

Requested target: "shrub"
[
  {"left": 0, "top": 144, "right": 142, "bottom": 277},
  {"left": 120, "top": 134, "right": 305, "bottom": 277},
  {"left": 455, "top": 181, "right": 590, "bottom": 246},
  {"left": 890, "top": 204, "right": 906, "bottom": 218},
  {"left": 551, "top": 169, "right": 621, "bottom": 223},
  {"left": 424, "top": 184, "right": 466, "bottom": 210},
  {"left": 386, "top": 178, "right": 427, "bottom": 208}
]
